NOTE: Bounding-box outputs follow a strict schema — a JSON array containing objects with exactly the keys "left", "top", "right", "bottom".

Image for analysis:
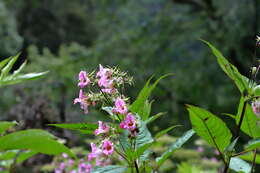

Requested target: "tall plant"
[{"left": 186, "top": 40, "right": 260, "bottom": 173}]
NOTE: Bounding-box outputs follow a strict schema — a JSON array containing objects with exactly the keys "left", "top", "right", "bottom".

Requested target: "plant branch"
[
  {"left": 236, "top": 100, "right": 247, "bottom": 138},
  {"left": 250, "top": 149, "right": 257, "bottom": 173}
]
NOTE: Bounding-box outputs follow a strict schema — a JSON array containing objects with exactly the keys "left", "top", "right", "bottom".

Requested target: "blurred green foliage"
[{"left": 0, "top": 0, "right": 260, "bottom": 171}]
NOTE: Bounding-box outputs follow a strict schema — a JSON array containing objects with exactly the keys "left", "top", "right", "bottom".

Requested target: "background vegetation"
[{"left": 0, "top": 0, "right": 259, "bottom": 172}]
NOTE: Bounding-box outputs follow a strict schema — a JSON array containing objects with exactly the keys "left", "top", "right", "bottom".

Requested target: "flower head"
[
  {"left": 78, "top": 71, "right": 90, "bottom": 88},
  {"left": 88, "top": 143, "right": 102, "bottom": 161},
  {"left": 102, "top": 140, "right": 114, "bottom": 156},
  {"left": 95, "top": 121, "right": 110, "bottom": 136},
  {"left": 112, "top": 98, "right": 128, "bottom": 115},
  {"left": 74, "top": 90, "right": 89, "bottom": 114},
  {"left": 96, "top": 64, "right": 112, "bottom": 78},
  {"left": 120, "top": 113, "right": 136, "bottom": 131},
  {"left": 78, "top": 163, "right": 92, "bottom": 173}
]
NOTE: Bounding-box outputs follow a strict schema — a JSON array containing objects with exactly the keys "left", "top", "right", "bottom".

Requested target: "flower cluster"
[
  {"left": 72, "top": 65, "right": 137, "bottom": 171},
  {"left": 74, "top": 65, "right": 132, "bottom": 114},
  {"left": 54, "top": 154, "right": 92, "bottom": 173}
]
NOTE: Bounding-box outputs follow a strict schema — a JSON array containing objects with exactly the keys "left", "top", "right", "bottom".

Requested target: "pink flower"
[
  {"left": 102, "top": 140, "right": 114, "bottom": 156},
  {"left": 95, "top": 121, "right": 110, "bottom": 135},
  {"left": 68, "top": 159, "right": 74, "bottom": 166},
  {"left": 78, "top": 163, "right": 92, "bottom": 173},
  {"left": 112, "top": 98, "right": 128, "bottom": 115},
  {"left": 74, "top": 90, "right": 89, "bottom": 114},
  {"left": 120, "top": 113, "right": 136, "bottom": 131},
  {"left": 252, "top": 100, "right": 260, "bottom": 117},
  {"left": 96, "top": 64, "right": 112, "bottom": 78},
  {"left": 88, "top": 143, "right": 102, "bottom": 161},
  {"left": 62, "top": 153, "right": 68, "bottom": 158},
  {"left": 196, "top": 146, "right": 204, "bottom": 153},
  {"left": 59, "top": 162, "right": 66, "bottom": 170},
  {"left": 78, "top": 71, "right": 90, "bottom": 88},
  {"left": 210, "top": 157, "right": 218, "bottom": 163}
]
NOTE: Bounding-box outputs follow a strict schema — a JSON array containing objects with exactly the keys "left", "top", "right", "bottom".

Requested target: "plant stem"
[
  {"left": 236, "top": 100, "right": 247, "bottom": 138},
  {"left": 250, "top": 149, "right": 257, "bottom": 173},
  {"left": 223, "top": 164, "right": 229, "bottom": 173},
  {"left": 232, "top": 150, "right": 251, "bottom": 157},
  {"left": 134, "top": 161, "right": 140, "bottom": 173}
]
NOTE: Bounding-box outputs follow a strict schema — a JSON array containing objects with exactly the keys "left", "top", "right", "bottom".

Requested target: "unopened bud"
[{"left": 252, "top": 67, "right": 257, "bottom": 75}]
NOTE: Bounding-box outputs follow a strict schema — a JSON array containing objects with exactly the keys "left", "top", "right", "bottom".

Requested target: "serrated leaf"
[
  {"left": 136, "top": 119, "right": 153, "bottom": 149},
  {"left": 49, "top": 123, "right": 98, "bottom": 134},
  {"left": 229, "top": 157, "right": 251, "bottom": 173},
  {"left": 92, "top": 165, "right": 127, "bottom": 173},
  {"left": 0, "top": 129, "right": 75, "bottom": 158},
  {"left": 0, "top": 121, "right": 17, "bottom": 134},
  {"left": 245, "top": 138, "right": 260, "bottom": 151},
  {"left": 203, "top": 40, "right": 250, "bottom": 94},
  {"left": 155, "top": 129, "right": 195, "bottom": 167},
  {"left": 187, "top": 105, "right": 232, "bottom": 152},
  {"left": 145, "top": 112, "right": 166, "bottom": 124},
  {"left": 130, "top": 74, "right": 172, "bottom": 120},
  {"left": 154, "top": 125, "right": 181, "bottom": 139},
  {"left": 236, "top": 97, "right": 260, "bottom": 138}
]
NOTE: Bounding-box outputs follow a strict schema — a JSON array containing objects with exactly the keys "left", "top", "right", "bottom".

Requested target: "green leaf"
[
  {"left": 0, "top": 53, "right": 20, "bottom": 79},
  {"left": 16, "top": 151, "right": 38, "bottom": 163},
  {"left": 136, "top": 119, "right": 154, "bottom": 149},
  {"left": 48, "top": 123, "right": 98, "bottom": 134},
  {"left": 0, "top": 57, "right": 11, "bottom": 70},
  {"left": 224, "top": 137, "right": 239, "bottom": 156},
  {"left": 0, "top": 129, "right": 75, "bottom": 158},
  {"left": 145, "top": 112, "right": 166, "bottom": 124},
  {"left": 0, "top": 151, "right": 17, "bottom": 161},
  {"left": 203, "top": 40, "right": 250, "bottom": 94},
  {"left": 253, "top": 85, "right": 260, "bottom": 97},
  {"left": 229, "top": 157, "right": 251, "bottom": 173},
  {"left": 187, "top": 104, "right": 232, "bottom": 152},
  {"left": 0, "top": 71, "right": 48, "bottom": 87},
  {"left": 130, "top": 74, "right": 172, "bottom": 120},
  {"left": 155, "top": 129, "right": 195, "bottom": 167},
  {"left": 245, "top": 138, "right": 260, "bottom": 151},
  {"left": 92, "top": 165, "right": 127, "bottom": 173},
  {"left": 154, "top": 125, "right": 181, "bottom": 139},
  {"left": 0, "top": 121, "right": 17, "bottom": 134},
  {"left": 12, "top": 61, "right": 27, "bottom": 77},
  {"left": 142, "top": 100, "right": 154, "bottom": 121},
  {"left": 240, "top": 153, "right": 260, "bottom": 164},
  {"left": 236, "top": 97, "right": 260, "bottom": 138}
]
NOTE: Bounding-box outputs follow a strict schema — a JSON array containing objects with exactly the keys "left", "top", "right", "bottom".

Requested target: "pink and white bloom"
[
  {"left": 95, "top": 121, "right": 110, "bottom": 136},
  {"left": 88, "top": 143, "right": 102, "bottom": 161},
  {"left": 112, "top": 98, "right": 128, "bottom": 115},
  {"left": 252, "top": 100, "right": 260, "bottom": 117},
  {"left": 102, "top": 140, "right": 114, "bottom": 156},
  {"left": 74, "top": 90, "right": 89, "bottom": 114},
  {"left": 96, "top": 64, "right": 112, "bottom": 78},
  {"left": 120, "top": 113, "right": 136, "bottom": 131},
  {"left": 78, "top": 71, "right": 90, "bottom": 88}
]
